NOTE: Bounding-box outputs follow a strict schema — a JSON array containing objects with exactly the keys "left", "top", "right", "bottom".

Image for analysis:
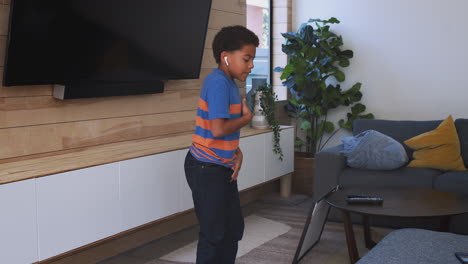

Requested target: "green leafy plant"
[
  {"left": 256, "top": 84, "right": 283, "bottom": 161},
  {"left": 275, "top": 17, "right": 374, "bottom": 157}
]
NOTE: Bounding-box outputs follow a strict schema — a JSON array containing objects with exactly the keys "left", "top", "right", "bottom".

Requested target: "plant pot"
[
  {"left": 251, "top": 91, "right": 269, "bottom": 129},
  {"left": 292, "top": 152, "right": 314, "bottom": 196}
]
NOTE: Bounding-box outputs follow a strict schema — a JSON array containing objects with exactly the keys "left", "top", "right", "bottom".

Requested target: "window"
[{"left": 246, "top": 0, "right": 271, "bottom": 94}]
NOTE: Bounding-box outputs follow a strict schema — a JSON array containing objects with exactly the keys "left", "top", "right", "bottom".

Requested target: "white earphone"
[{"left": 224, "top": 56, "right": 229, "bottom": 66}]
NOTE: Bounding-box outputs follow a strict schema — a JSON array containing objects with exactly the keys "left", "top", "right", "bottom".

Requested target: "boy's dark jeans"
[{"left": 184, "top": 151, "right": 244, "bottom": 264}]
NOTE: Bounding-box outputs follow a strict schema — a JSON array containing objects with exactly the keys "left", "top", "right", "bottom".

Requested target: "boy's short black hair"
[{"left": 212, "top": 25, "right": 259, "bottom": 64}]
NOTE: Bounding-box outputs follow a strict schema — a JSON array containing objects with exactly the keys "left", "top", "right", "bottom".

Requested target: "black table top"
[{"left": 325, "top": 188, "right": 468, "bottom": 218}]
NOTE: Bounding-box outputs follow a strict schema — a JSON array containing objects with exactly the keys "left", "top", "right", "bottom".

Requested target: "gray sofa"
[
  {"left": 357, "top": 228, "right": 468, "bottom": 264},
  {"left": 315, "top": 118, "right": 468, "bottom": 234}
]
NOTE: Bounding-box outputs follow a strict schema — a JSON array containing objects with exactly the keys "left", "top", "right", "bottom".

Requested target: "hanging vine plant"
[{"left": 256, "top": 83, "right": 283, "bottom": 161}]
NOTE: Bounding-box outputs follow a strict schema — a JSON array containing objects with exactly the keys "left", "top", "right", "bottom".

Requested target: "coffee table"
[{"left": 325, "top": 188, "right": 468, "bottom": 264}]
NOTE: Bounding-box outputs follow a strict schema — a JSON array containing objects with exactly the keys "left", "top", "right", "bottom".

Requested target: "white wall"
[{"left": 292, "top": 0, "right": 468, "bottom": 147}]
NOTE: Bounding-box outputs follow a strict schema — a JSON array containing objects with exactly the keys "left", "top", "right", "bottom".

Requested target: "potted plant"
[
  {"left": 249, "top": 83, "right": 283, "bottom": 161},
  {"left": 274, "top": 17, "right": 374, "bottom": 195}
]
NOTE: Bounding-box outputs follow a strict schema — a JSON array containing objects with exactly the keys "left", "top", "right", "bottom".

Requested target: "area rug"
[
  {"left": 159, "top": 214, "right": 291, "bottom": 263},
  {"left": 299, "top": 223, "right": 393, "bottom": 264},
  {"left": 98, "top": 197, "right": 395, "bottom": 264}
]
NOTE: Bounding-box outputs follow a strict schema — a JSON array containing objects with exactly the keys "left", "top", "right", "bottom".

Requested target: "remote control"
[{"left": 346, "top": 195, "right": 384, "bottom": 205}]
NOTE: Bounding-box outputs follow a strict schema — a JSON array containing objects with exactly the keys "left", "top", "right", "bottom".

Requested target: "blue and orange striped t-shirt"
[{"left": 190, "top": 68, "right": 241, "bottom": 167}]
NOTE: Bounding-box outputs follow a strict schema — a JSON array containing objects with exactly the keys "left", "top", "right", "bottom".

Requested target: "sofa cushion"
[
  {"left": 455, "top": 118, "right": 468, "bottom": 168},
  {"left": 338, "top": 167, "right": 441, "bottom": 188},
  {"left": 433, "top": 171, "right": 468, "bottom": 196},
  {"left": 357, "top": 228, "right": 468, "bottom": 264},
  {"left": 353, "top": 119, "right": 441, "bottom": 158},
  {"left": 341, "top": 130, "right": 408, "bottom": 170},
  {"left": 404, "top": 115, "right": 466, "bottom": 171}
]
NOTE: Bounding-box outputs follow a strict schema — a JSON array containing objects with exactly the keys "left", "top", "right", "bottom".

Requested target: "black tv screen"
[{"left": 3, "top": 0, "right": 212, "bottom": 98}]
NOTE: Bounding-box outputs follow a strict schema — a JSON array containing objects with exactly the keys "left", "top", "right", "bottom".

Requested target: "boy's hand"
[
  {"left": 210, "top": 98, "right": 252, "bottom": 138},
  {"left": 231, "top": 148, "right": 243, "bottom": 181},
  {"left": 241, "top": 98, "right": 253, "bottom": 121}
]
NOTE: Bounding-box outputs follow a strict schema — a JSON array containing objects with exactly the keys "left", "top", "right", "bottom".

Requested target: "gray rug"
[
  {"left": 160, "top": 215, "right": 291, "bottom": 263},
  {"left": 98, "top": 194, "right": 393, "bottom": 264}
]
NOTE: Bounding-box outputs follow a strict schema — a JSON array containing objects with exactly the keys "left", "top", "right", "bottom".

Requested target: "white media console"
[{"left": 0, "top": 127, "right": 294, "bottom": 263}]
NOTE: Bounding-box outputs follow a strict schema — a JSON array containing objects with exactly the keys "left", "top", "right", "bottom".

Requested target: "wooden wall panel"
[
  {"left": 0, "top": 68, "right": 52, "bottom": 98},
  {"left": 212, "top": 0, "right": 246, "bottom": 14},
  {"left": 0, "top": 128, "right": 270, "bottom": 185},
  {"left": 0, "top": 83, "right": 53, "bottom": 97},
  {"left": 0, "top": 5, "right": 7, "bottom": 35},
  {"left": 165, "top": 68, "right": 211, "bottom": 91},
  {"left": 0, "top": 35, "right": 5, "bottom": 66},
  {"left": 209, "top": 10, "right": 246, "bottom": 29},
  {"left": 204, "top": 29, "right": 218, "bottom": 49},
  {"left": 0, "top": 90, "right": 199, "bottom": 128},
  {"left": 0, "top": 111, "right": 196, "bottom": 159},
  {"left": 201, "top": 48, "right": 218, "bottom": 69},
  {"left": 0, "top": 0, "right": 247, "bottom": 165}
]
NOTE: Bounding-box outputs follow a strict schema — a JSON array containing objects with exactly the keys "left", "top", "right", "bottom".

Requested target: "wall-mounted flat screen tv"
[{"left": 3, "top": 0, "right": 212, "bottom": 99}]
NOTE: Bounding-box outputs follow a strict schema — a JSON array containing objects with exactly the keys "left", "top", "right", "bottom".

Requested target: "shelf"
[{"left": 0, "top": 126, "right": 291, "bottom": 185}]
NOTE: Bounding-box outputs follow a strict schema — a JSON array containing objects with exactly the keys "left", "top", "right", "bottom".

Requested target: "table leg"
[
  {"left": 342, "top": 210, "right": 359, "bottom": 263},
  {"left": 439, "top": 216, "right": 450, "bottom": 232},
  {"left": 280, "top": 173, "right": 292, "bottom": 198},
  {"left": 363, "top": 215, "right": 376, "bottom": 249}
]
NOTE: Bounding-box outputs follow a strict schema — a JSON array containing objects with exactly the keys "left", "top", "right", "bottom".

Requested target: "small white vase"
[{"left": 251, "top": 91, "right": 270, "bottom": 129}]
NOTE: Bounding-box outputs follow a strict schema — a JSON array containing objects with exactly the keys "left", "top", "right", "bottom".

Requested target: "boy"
[{"left": 184, "top": 25, "right": 259, "bottom": 264}]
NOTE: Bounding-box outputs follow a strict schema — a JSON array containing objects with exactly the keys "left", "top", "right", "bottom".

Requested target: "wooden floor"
[{"left": 98, "top": 193, "right": 392, "bottom": 264}]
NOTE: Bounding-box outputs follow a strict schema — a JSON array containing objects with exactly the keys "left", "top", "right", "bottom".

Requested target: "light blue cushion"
[{"left": 341, "top": 130, "right": 408, "bottom": 170}]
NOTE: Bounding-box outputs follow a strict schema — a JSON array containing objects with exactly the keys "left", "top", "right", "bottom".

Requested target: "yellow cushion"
[{"left": 404, "top": 115, "right": 467, "bottom": 171}]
